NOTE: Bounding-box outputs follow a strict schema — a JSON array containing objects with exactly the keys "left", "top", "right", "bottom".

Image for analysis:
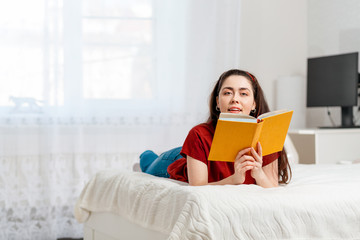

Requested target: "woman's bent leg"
[
  {"left": 139, "top": 150, "right": 159, "bottom": 172},
  {"left": 140, "top": 147, "right": 182, "bottom": 178}
]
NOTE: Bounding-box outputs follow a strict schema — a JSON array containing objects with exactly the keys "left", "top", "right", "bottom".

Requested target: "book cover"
[{"left": 208, "top": 109, "right": 293, "bottom": 162}]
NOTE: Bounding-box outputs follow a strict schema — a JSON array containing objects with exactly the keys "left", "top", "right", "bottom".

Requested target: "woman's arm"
[
  {"left": 187, "top": 156, "right": 236, "bottom": 186},
  {"left": 187, "top": 148, "right": 256, "bottom": 186},
  {"left": 250, "top": 142, "right": 279, "bottom": 188},
  {"left": 253, "top": 159, "right": 278, "bottom": 187},
  {"left": 187, "top": 156, "right": 209, "bottom": 186}
]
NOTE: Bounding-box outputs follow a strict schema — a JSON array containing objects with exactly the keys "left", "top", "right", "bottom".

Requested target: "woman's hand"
[
  {"left": 233, "top": 142, "right": 269, "bottom": 185},
  {"left": 249, "top": 142, "right": 266, "bottom": 180},
  {"left": 232, "top": 147, "right": 256, "bottom": 184},
  {"left": 248, "top": 142, "right": 279, "bottom": 188},
  {"left": 187, "top": 142, "right": 278, "bottom": 187}
]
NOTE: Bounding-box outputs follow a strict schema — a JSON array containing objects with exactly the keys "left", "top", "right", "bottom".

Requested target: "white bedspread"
[{"left": 75, "top": 164, "right": 360, "bottom": 239}]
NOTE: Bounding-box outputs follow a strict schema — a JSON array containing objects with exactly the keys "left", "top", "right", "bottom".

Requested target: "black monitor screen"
[{"left": 307, "top": 52, "right": 358, "bottom": 108}]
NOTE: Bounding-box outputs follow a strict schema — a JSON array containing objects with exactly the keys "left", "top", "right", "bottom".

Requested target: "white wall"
[
  {"left": 239, "top": 0, "right": 360, "bottom": 129},
  {"left": 307, "top": 0, "right": 360, "bottom": 127},
  {"left": 183, "top": 1, "right": 243, "bottom": 125},
  {"left": 239, "top": 0, "right": 308, "bottom": 129}
]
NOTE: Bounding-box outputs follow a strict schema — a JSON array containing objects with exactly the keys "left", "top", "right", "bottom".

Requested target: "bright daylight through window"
[
  {"left": 0, "top": 0, "right": 155, "bottom": 114},
  {"left": 82, "top": 0, "right": 154, "bottom": 100}
]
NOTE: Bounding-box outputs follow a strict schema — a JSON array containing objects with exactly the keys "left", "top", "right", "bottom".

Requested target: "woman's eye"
[
  {"left": 240, "top": 92, "right": 248, "bottom": 96},
  {"left": 224, "top": 91, "right": 232, "bottom": 95}
]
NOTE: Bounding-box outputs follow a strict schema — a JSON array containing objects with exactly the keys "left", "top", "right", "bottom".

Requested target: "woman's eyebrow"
[
  {"left": 239, "top": 87, "right": 251, "bottom": 91},
  {"left": 221, "top": 87, "right": 234, "bottom": 91},
  {"left": 222, "top": 87, "right": 250, "bottom": 91}
]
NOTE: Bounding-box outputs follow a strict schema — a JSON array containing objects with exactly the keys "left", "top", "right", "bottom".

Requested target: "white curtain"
[{"left": 0, "top": 0, "right": 242, "bottom": 239}]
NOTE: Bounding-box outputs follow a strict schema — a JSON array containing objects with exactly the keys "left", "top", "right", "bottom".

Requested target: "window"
[
  {"left": 1, "top": 0, "right": 156, "bottom": 115},
  {"left": 1, "top": 0, "right": 241, "bottom": 119},
  {"left": 81, "top": 0, "right": 155, "bottom": 100},
  {"left": 0, "top": 0, "right": 48, "bottom": 107}
]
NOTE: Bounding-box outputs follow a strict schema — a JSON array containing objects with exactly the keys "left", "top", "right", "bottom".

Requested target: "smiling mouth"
[{"left": 228, "top": 107, "right": 242, "bottom": 113}]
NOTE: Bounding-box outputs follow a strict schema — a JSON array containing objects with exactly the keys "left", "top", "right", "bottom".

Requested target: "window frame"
[{"left": 1, "top": 0, "right": 187, "bottom": 117}]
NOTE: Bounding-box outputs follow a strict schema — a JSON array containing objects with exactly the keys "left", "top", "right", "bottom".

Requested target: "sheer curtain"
[{"left": 0, "top": 0, "right": 242, "bottom": 239}]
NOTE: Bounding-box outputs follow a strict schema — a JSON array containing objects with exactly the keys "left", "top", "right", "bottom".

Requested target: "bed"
[{"left": 74, "top": 163, "right": 360, "bottom": 240}]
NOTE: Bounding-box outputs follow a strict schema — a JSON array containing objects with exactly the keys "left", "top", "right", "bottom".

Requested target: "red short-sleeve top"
[{"left": 167, "top": 122, "right": 280, "bottom": 184}]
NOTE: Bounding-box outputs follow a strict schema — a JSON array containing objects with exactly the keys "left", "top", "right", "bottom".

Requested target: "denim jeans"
[{"left": 139, "top": 147, "right": 182, "bottom": 178}]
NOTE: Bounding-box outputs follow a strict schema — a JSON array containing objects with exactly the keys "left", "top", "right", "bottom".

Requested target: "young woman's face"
[{"left": 216, "top": 75, "right": 256, "bottom": 115}]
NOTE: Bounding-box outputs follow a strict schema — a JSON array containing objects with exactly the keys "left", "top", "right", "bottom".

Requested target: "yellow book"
[{"left": 208, "top": 109, "right": 293, "bottom": 162}]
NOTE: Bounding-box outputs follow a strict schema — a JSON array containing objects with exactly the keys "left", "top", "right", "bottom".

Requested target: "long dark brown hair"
[{"left": 207, "top": 69, "right": 291, "bottom": 184}]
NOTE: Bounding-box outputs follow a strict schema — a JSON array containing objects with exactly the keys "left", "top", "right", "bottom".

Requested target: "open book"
[{"left": 208, "top": 109, "right": 293, "bottom": 162}]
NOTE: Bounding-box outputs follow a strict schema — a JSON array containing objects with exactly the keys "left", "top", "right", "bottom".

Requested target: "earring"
[
  {"left": 216, "top": 106, "right": 220, "bottom": 112},
  {"left": 251, "top": 108, "right": 256, "bottom": 113}
]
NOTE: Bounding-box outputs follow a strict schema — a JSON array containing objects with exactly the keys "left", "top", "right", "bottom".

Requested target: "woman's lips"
[{"left": 228, "top": 107, "right": 241, "bottom": 113}]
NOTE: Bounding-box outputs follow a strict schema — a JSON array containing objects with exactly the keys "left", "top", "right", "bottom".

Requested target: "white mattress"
[{"left": 75, "top": 164, "right": 360, "bottom": 239}]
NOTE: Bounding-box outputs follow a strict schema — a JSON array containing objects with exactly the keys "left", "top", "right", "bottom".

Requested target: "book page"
[
  {"left": 258, "top": 109, "right": 289, "bottom": 119},
  {"left": 219, "top": 113, "right": 257, "bottom": 122}
]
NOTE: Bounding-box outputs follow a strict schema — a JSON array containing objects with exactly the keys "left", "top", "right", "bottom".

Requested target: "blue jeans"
[{"left": 139, "top": 147, "right": 182, "bottom": 178}]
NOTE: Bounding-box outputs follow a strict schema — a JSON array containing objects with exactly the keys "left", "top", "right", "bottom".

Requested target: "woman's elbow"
[
  {"left": 188, "top": 180, "right": 208, "bottom": 186},
  {"left": 262, "top": 181, "right": 279, "bottom": 188}
]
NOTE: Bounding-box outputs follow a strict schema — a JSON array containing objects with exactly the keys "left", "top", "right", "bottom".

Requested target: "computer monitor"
[{"left": 307, "top": 52, "right": 359, "bottom": 128}]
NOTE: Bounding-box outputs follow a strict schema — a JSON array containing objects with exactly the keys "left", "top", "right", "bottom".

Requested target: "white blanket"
[{"left": 75, "top": 164, "right": 360, "bottom": 239}]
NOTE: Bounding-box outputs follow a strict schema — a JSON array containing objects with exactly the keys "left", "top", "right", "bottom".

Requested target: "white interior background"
[
  {"left": 0, "top": 0, "right": 359, "bottom": 239},
  {"left": 306, "top": 0, "right": 360, "bottom": 127}
]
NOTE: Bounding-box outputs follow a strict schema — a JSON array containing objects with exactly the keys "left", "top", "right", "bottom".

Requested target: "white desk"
[{"left": 288, "top": 129, "right": 360, "bottom": 164}]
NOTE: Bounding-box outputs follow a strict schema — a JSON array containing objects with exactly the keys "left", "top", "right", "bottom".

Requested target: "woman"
[{"left": 140, "top": 69, "right": 291, "bottom": 187}]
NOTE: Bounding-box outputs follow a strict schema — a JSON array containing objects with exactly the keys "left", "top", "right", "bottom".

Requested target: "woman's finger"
[
  {"left": 239, "top": 165, "right": 254, "bottom": 173},
  {"left": 257, "top": 142, "right": 262, "bottom": 158},
  {"left": 235, "top": 147, "right": 252, "bottom": 160},
  {"left": 235, "top": 155, "right": 255, "bottom": 165},
  {"left": 236, "top": 160, "right": 255, "bottom": 171},
  {"left": 250, "top": 148, "right": 262, "bottom": 162}
]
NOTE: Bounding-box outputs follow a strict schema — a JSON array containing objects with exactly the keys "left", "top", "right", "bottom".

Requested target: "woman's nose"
[{"left": 231, "top": 94, "right": 240, "bottom": 103}]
